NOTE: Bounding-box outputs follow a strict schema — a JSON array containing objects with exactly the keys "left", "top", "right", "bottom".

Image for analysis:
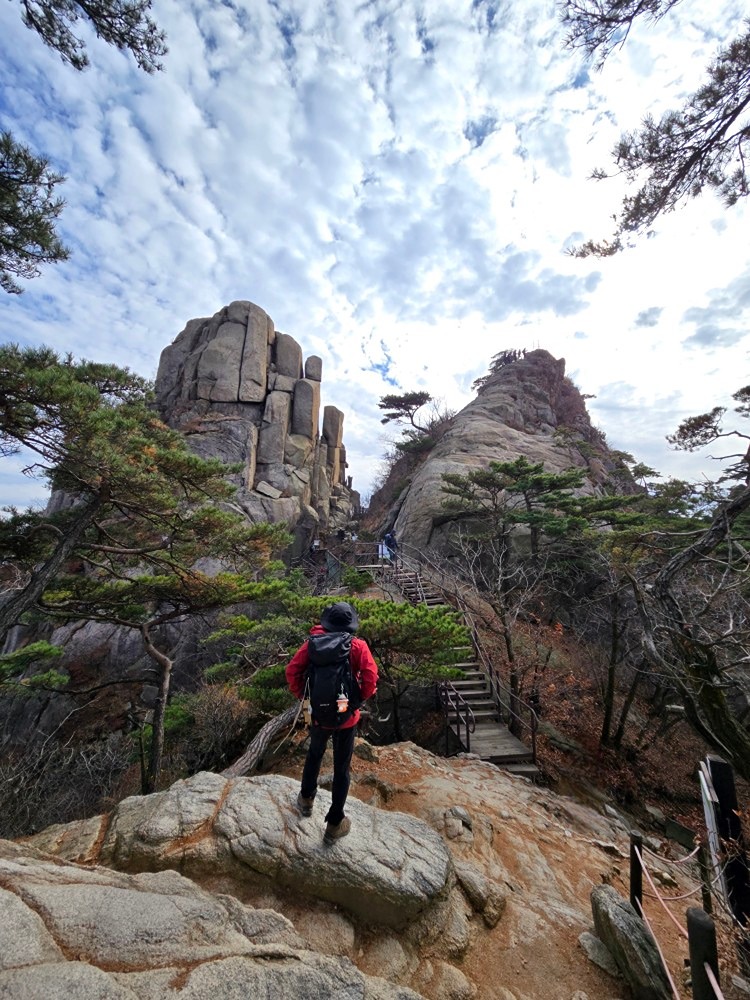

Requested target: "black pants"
[{"left": 300, "top": 723, "right": 356, "bottom": 825}]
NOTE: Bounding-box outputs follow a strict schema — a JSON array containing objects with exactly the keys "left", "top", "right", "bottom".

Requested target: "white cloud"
[{"left": 1, "top": 0, "right": 749, "bottom": 508}]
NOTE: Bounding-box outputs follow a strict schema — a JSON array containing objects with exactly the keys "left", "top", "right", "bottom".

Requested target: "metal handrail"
[{"left": 438, "top": 681, "right": 476, "bottom": 753}]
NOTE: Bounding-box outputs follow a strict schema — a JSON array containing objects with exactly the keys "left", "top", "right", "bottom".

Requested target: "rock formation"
[
  {"left": 0, "top": 837, "right": 420, "bottom": 999},
  {"left": 381, "top": 350, "right": 637, "bottom": 553},
  {"left": 0, "top": 303, "right": 359, "bottom": 746},
  {"left": 22, "top": 742, "right": 696, "bottom": 999},
  {"left": 155, "top": 300, "right": 358, "bottom": 553}
]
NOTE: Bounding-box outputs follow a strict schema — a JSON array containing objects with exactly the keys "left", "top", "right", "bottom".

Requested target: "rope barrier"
[
  {"left": 643, "top": 842, "right": 701, "bottom": 866},
  {"left": 634, "top": 896, "right": 683, "bottom": 1000},
  {"left": 704, "top": 961, "right": 725, "bottom": 1000},
  {"left": 643, "top": 882, "right": 708, "bottom": 902},
  {"left": 634, "top": 844, "right": 689, "bottom": 939}
]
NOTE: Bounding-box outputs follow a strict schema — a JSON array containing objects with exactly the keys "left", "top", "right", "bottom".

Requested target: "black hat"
[{"left": 320, "top": 601, "right": 359, "bottom": 633}]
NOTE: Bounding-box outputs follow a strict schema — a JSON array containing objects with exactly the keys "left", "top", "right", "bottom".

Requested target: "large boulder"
[
  {"left": 590, "top": 884, "right": 673, "bottom": 999},
  {"left": 29, "top": 772, "right": 452, "bottom": 930},
  {"left": 0, "top": 839, "right": 423, "bottom": 1000}
]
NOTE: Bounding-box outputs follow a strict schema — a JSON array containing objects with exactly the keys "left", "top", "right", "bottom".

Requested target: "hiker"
[
  {"left": 285, "top": 601, "right": 378, "bottom": 844},
  {"left": 382, "top": 530, "right": 398, "bottom": 563}
]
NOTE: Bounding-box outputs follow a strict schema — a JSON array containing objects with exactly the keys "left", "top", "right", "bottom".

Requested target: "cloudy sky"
[{"left": 1, "top": 0, "right": 748, "bottom": 507}]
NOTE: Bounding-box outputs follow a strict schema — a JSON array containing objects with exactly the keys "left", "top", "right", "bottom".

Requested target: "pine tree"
[
  {"left": 0, "top": 134, "right": 69, "bottom": 293},
  {"left": 0, "top": 344, "right": 291, "bottom": 791},
  {"left": 562, "top": 1, "right": 750, "bottom": 255},
  {"left": 2, "top": 0, "right": 167, "bottom": 290}
]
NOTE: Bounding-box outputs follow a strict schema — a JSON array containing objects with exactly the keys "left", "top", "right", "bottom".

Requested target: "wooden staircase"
[{"left": 387, "top": 565, "right": 539, "bottom": 778}]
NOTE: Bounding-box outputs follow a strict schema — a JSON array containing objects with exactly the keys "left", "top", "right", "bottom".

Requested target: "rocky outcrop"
[
  {"left": 29, "top": 772, "right": 452, "bottom": 930},
  {"left": 0, "top": 839, "right": 421, "bottom": 1000},
  {"left": 155, "top": 300, "right": 359, "bottom": 552},
  {"left": 23, "top": 741, "right": 698, "bottom": 999},
  {"left": 385, "top": 350, "right": 636, "bottom": 552},
  {"left": 591, "top": 884, "right": 672, "bottom": 999}
]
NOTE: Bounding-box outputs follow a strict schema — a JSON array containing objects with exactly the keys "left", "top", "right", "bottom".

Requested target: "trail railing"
[
  {"left": 393, "top": 542, "right": 539, "bottom": 764},
  {"left": 438, "top": 682, "right": 475, "bottom": 754}
]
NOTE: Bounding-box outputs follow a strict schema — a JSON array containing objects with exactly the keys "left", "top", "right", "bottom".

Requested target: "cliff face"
[
  {"left": 155, "top": 300, "right": 358, "bottom": 552},
  {"left": 385, "top": 350, "right": 636, "bottom": 551}
]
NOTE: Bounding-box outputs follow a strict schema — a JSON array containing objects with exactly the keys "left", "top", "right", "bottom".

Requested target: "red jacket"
[{"left": 285, "top": 624, "right": 378, "bottom": 730}]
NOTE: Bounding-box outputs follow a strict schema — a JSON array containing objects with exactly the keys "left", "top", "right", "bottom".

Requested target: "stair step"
[{"left": 499, "top": 762, "right": 540, "bottom": 778}]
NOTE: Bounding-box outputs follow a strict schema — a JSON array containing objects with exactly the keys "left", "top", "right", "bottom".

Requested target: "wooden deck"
[{"left": 462, "top": 723, "right": 535, "bottom": 769}]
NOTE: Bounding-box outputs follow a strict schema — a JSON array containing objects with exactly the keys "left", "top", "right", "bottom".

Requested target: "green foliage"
[
  {"left": 240, "top": 663, "right": 296, "bottom": 713},
  {"left": 206, "top": 613, "right": 302, "bottom": 675},
  {"left": 378, "top": 391, "right": 432, "bottom": 430},
  {"left": 0, "top": 640, "right": 67, "bottom": 689},
  {"left": 441, "top": 456, "right": 640, "bottom": 547},
  {"left": 441, "top": 457, "right": 592, "bottom": 554},
  {"left": 203, "top": 610, "right": 304, "bottom": 715},
  {"left": 358, "top": 600, "right": 468, "bottom": 695},
  {"left": 341, "top": 567, "right": 372, "bottom": 593},
  {"left": 0, "top": 132, "right": 69, "bottom": 293},
  {"left": 14, "top": 0, "right": 167, "bottom": 72},
  {"left": 0, "top": 344, "right": 292, "bottom": 640},
  {"left": 162, "top": 695, "right": 196, "bottom": 737},
  {"left": 394, "top": 431, "right": 438, "bottom": 456}
]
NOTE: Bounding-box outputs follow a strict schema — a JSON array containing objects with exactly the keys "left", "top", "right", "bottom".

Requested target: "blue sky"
[{"left": 1, "top": 0, "right": 748, "bottom": 506}]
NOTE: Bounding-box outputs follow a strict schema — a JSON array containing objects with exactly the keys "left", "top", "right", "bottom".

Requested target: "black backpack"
[{"left": 306, "top": 631, "right": 362, "bottom": 727}]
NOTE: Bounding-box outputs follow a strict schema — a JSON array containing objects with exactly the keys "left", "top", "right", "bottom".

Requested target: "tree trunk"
[
  {"left": 612, "top": 665, "right": 643, "bottom": 750},
  {"left": 0, "top": 494, "right": 104, "bottom": 646},
  {"left": 633, "top": 485, "right": 750, "bottom": 781},
  {"left": 600, "top": 594, "right": 620, "bottom": 746},
  {"left": 222, "top": 704, "right": 299, "bottom": 777},
  {"left": 141, "top": 622, "right": 173, "bottom": 795}
]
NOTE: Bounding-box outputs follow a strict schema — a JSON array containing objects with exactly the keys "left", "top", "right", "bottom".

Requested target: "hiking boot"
[
  {"left": 296, "top": 793, "right": 314, "bottom": 817},
  {"left": 323, "top": 817, "right": 351, "bottom": 844}
]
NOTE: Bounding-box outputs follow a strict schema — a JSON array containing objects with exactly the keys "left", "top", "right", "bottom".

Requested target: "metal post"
[
  {"left": 630, "top": 832, "right": 643, "bottom": 914},
  {"left": 687, "top": 907, "right": 719, "bottom": 1000},
  {"left": 697, "top": 845, "right": 713, "bottom": 915},
  {"left": 707, "top": 755, "right": 750, "bottom": 926},
  {"left": 464, "top": 705, "right": 470, "bottom": 753}
]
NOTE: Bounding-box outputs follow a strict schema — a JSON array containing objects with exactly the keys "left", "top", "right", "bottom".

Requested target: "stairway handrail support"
[{"left": 438, "top": 682, "right": 476, "bottom": 753}]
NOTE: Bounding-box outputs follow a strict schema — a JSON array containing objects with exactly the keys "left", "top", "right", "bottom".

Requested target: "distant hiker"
[
  {"left": 382, "top": 530, "right": 398, "bottom": 562},
  {"left": 286, "top": 602, "right": 378, "bottom": 844}
]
